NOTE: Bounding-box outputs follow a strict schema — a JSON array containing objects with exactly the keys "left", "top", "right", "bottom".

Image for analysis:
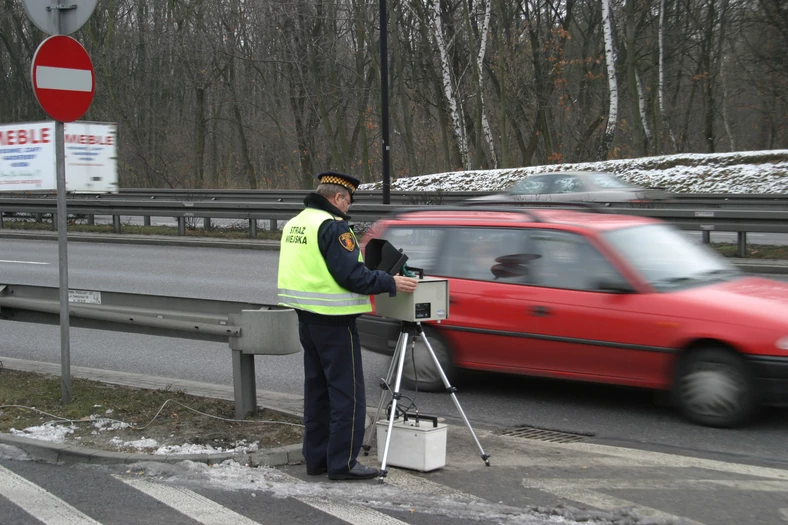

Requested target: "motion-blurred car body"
[
  {"left": 359, "top": 206, "right": 788, "bottom": 428},
  {"left": 470, "top": 171, "right": 672, "bottom": 206}
]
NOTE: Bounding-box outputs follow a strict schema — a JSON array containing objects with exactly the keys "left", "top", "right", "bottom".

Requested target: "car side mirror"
[{"left": 593, "top": 277, "right": 636, "bottom": 294}]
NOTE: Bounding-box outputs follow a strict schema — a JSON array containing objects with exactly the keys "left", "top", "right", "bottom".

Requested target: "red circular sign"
[{"left": 31, "top": 35, "right": 95, "bottom": 122}]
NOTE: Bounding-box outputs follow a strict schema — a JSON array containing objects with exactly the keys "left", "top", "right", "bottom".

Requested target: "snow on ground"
[
  {"left": 132, "top": 459, "right": 624, "bottom": 525},
  {"left": 10, "top": 422, "right": 75, "bottom": 442},
  {"left": 359, "top": 150, "right": 788, "bottom": 194},
  {"left": 9, "top": 416, "right": 261, "bottom": 455}
]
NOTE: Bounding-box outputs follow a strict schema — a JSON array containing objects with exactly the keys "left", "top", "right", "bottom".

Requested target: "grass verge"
[{"left": 0, "top": 367, "right": 304, "bottom": 454}]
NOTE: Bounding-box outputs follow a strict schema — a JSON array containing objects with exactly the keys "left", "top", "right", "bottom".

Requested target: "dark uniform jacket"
[{"left": 297, "top": 192, "right": 396, "bottom": 322}]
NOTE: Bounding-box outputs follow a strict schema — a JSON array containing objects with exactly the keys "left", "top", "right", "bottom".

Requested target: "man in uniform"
[{"left": 278, "top": 171, "right": 418, "bottom": 481}]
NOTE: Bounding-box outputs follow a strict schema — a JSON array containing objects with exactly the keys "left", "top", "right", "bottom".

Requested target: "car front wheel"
[
  {"left": 673, "top": 347, "right": 758, "bottom": 428},
  {"left": 398, "top": 327, "right": 455, "bottom": 392}
]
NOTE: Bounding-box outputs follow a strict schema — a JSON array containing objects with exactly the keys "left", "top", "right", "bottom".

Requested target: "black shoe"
[
  {"left": 306, "top": 466, "right": 327, "bottom": 476},
  {"left": 328, "top": 463, "right": 380, "bottom": 481}
]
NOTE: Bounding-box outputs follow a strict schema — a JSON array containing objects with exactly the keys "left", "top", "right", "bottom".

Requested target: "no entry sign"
[{"left": 31, "top": 35, "right": 95, "bottom": 123}]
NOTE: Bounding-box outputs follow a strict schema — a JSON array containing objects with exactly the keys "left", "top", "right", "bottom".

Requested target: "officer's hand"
[{"left": 394, "top": 276, "right": 418, "bottom": 293}]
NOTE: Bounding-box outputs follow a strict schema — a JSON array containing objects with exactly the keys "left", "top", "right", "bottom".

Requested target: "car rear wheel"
[
  {"left": 399, "top": 327, "right": 455, "bottom": 392},
  {"left": 673, "top": 347, "right": 758, "bottom": 428}
]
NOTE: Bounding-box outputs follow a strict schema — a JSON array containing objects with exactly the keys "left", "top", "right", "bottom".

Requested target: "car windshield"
[
  {"left": 586, "top": 173, "right": 636, "bottom": 189},
  {"left": 602, "top": 224, "right": 741, "bottom": 291}
]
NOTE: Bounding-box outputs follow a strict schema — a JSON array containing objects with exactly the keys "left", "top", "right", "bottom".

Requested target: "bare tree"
[{"left": 597, "top": 0, "right": 620, "bottom": 160}]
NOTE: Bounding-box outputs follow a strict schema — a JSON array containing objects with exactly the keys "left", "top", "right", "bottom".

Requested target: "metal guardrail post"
[
  {"left": 0, "top": 212, "right": 3, "bottom": 229},
  {"left": 204, "top": 217, "right": 211, "bottom": 230},
  {"left": 738, "top": 232, "right": 748, "bottom": 257},
  {"left": 232, "top": 350, "right": 257, "bottom": 419},
  {"left": 269, "top": 219, "right": 276, "bottom": 231},
  {"left": 177, "top": 217, "right": 185, "bottom": 236},
  {"left": 112, "top": 215, "right": 121, "bottom": 233},
  {"left": 86, "top": 215, "right": 94, "bottom": 226},
  {"left": 144, "top": 216, "right": 151, "bottom": 227},
  {"left": 249, "top": 219, "right": 257, "bottom": 238},
  {"left": 702, "top": 231, "right": 711, "bottom": 244}
]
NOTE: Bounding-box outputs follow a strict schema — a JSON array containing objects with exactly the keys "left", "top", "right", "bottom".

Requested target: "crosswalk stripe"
[
  {"left": 0, "top": 465, "right": 102, "bottom": 525},
  {"left": 115, "top": 475, "right": 263, "bottom": 525},
  {"left": 385, "top": 468, "right": 486, "bottom": 503},
  {"left": 560, "top": 441, "right": 788, "bottom": 480},
  {"left": 522, "top": 478, "right": 706, "bottom": 525},
  {"left": 266, "top": 470, "right": 411, "bottom": 525},
  {"left": 298, "top": 497, "right": 410, "bottom": 525}
]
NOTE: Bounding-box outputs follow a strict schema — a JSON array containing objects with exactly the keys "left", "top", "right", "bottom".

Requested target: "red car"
[{"left": 358, "top": 206, "right": 788, "bottom": 428}]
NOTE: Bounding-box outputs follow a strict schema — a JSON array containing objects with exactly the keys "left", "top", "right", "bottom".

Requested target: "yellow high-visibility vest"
[{"left": 277, "top": 207, "right": 372, "bottom": 315}]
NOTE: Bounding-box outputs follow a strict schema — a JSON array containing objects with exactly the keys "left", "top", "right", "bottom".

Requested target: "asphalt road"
[{"left": 1, "top": 238, "right": 787, "bottom": 467}]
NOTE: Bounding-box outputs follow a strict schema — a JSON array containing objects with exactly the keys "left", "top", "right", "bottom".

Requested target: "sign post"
[{"left": 23, "top": 0, "right": 98, "bottom": 404}]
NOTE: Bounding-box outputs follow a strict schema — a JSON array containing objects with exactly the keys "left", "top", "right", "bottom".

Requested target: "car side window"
[
  {"left": 551, "top": 176, "right": 584, "bottom": 194},
  {"left": 379, "top": 227, "right": 446, "bottom": 274},
  {"left": 528, "top": 230, "right": 626, "bottom": 291},
  {"left": 510, "top": 175, "right": 551, "bottom": 195},
  {"left": 440, "top": 228, "right": 529, "bottom": 282}
]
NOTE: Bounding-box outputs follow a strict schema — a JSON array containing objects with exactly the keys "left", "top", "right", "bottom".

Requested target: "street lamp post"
[{"left": 380, "top": 0, "right": 391, "bottom": 204}]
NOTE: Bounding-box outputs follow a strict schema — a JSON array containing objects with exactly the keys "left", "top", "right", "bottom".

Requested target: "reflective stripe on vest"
[{"left": 277, "top": 207, "right": 372, "bottom": 315}]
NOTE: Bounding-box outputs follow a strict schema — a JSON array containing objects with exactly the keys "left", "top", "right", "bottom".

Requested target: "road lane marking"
[
  {"left": 119, "top": 471, "right": 412, "bottom": 525},
  {"left": 384, "top": 468, "right": 486, "bottom": 502},
  {"left": 298, "top": 497, "right": 411, "bottom": 525},
  {"left": 523, "top": 478, "right": 706, "bottom": 525},
  {"left": 273, "top": 470, "right": 412, "bottom": 525},
  {"left": 0, "top": 259, "right": 49, "bottom": 265},
  {"left": 558, "top": 441, "right": 788, "bottom": 480},
  {"left": 0, "top": 464, "right": 102, "bottom": 525},
  {"left": 525, "top": 478, "right": 788, "bottom": 492},
  {"left": 116, "top": 476, "right": 263, "bottom": 525}
]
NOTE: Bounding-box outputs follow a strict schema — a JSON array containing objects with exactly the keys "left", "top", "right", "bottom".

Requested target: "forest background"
[{"left": 2, "top": 0, "right": 786, "bottom": 191}]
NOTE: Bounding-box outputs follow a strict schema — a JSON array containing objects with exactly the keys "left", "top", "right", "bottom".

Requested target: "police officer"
[{"left": 278, "top": 171, "right": 418, "bottom": 481}]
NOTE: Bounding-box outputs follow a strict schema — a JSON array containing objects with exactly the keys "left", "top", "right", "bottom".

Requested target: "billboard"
[{"left": 0, "top": 121, "right": 118, "bottom": 193}]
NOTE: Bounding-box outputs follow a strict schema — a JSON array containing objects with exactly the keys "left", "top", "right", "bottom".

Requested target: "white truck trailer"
[{"left": 0, "top": 121, "right": 118, "bottom": 193}]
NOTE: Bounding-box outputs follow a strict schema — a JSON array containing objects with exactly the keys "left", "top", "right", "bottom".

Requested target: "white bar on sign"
[{"left": 36, "top": 65, "right": 92, "bottom": 92}]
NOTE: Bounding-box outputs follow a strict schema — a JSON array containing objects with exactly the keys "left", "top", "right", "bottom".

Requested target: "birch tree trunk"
[
  {"left": 658, "top": 0, "right": 678, "bottom": 151},
  {"left": 597, "top": 0, "right": 619, "bottom": 160},
  {"left": 635, "top": 70, "right": 653, "bottom": 146},
  {"left": 475, "top": 0, "right": 498, "bottom": 168},
  {"left": 721, "top": 48, "right": 736, "bottom": 151},
  {"left": 432, "top": 0, "right": 470, "bottom": 169}
]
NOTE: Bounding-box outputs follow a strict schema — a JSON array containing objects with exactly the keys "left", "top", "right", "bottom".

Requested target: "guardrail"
[
  {"left": 4, "top": 189, "right": 788, "bottom": 208},
  {"left": 1, "top": 194, "right": 786, "bottom": 257},
  {"left": 0, "top": 283, "right": 300, "bottom": 418}
]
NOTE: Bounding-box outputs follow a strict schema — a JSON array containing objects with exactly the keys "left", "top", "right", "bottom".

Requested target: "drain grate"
[{"left": 497, "top": 425, "right": 591, "bottom": 444}]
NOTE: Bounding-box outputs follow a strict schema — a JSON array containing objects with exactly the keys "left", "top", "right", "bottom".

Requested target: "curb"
[{"left": 0, "top": 433, "right": 304, "bottom": 467}]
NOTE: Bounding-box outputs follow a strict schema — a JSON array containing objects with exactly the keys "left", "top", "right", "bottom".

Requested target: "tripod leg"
[
  {"left": 417, "top": 326, "right": 491, "bottom": 466},
  {"left": 362, "top": 329, "right": 405, "bottom": 456},
  {"left": 377, "top": 329, "right": 411, "bottom": 482}
]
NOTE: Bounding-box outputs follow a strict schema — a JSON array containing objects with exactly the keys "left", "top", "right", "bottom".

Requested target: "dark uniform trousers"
[{"left": 298, "top": 312, "right": 367, "bottom": 475}]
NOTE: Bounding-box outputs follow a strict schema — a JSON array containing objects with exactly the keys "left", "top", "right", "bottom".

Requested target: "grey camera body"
[{"left": 374, "top": 277, "right": 449, "bottom": 322}]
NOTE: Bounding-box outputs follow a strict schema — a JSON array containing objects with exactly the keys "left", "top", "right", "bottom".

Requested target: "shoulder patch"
[{"left": 338, "top": 232, "right": 356, "bottom": 252}]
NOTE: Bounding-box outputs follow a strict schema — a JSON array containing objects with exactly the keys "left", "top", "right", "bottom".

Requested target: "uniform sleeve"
[{"left": 318, "top": 219, "right": 397, "bottom": 296}]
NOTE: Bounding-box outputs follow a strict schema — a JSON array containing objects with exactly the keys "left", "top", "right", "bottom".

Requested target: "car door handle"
[{"left": 530, "top": 305, "right": 551, "bottom": 317}]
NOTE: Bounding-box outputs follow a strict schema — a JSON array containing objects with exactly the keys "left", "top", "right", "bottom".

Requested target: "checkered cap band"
[{"left": 319, "top": 175, "right": 357, "bottom": 192}]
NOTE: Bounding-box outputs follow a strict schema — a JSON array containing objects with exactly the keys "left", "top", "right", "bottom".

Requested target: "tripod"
[{"left": 363, "top": 321, "right": 491, "bottom": 482}]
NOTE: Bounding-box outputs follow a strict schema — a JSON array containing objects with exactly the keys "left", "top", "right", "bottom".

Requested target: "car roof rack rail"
[
  {"left": 391, "top": 205, "right": 543, "bottom": 222},
  {"left": 461, "top": 200, "right": 607, "bottom": 213}
]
